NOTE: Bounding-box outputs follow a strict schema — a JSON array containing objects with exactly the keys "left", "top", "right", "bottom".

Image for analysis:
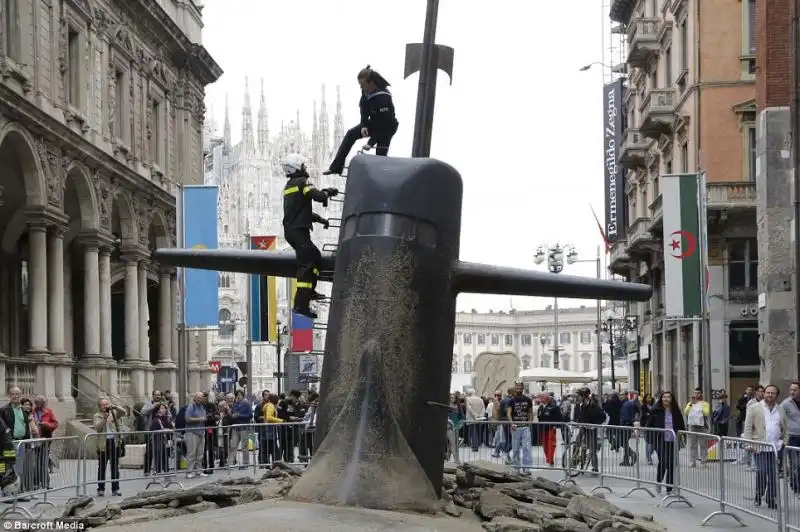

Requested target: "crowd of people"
[
  {"left": 447, "top": 381, "right": 795, "bottom": 506},
  {"left": 106, "top": 388, "right": 319, "bottom": 491}
]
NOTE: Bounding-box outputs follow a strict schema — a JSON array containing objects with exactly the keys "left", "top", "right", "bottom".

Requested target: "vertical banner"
[
  {"left": 662, "top": 174, "right": 704, "bottom": 317},
  {"left": 183, "top": 186, "right": 219, "bottom": 327},
  {"left": 602, "top": 79, "right": 627, "bottom": 244},
  {"left": 250, "top": 236, "right": 277, "bottom": 342},
  {"left": 290, "top": 311, "right": 314, "bottom": 352}
]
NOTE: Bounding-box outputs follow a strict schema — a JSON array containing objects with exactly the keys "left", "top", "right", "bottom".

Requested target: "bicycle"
[{"left": 561, "top": 427, "right": 593, "bottom": 477}]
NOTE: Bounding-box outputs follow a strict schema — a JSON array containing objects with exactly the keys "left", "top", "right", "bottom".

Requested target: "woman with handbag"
[
  {"left": 148, "top": 404, "right": 174, "bottom": 475},
  {"left": 93, "top": 398, "right": 126, "bottom": 497},
  {"left": 645, "top": 391, "right": 686, "bottom": 494}
]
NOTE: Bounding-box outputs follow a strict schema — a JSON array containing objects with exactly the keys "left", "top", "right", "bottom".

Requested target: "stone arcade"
[{"left": 0, "top": 0, "right": 221, "bottom": 420}]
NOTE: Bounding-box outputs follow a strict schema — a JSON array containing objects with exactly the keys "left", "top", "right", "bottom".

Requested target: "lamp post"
[
  {"left": 624, "top": 316, "right": 641, "bottom": 393},
  {"left": 601, "top": 310, "right": 640, "bottom": 391},
  {"left": 274, "top": 318, "right": 286, "bottom": 396},
  {"left": 534, "top": 244, "right": 577, "bottom": 370}
]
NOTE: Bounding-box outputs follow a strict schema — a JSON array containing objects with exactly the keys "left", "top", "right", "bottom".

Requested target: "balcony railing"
[
  {"left": 649, "top": 193, "right": 663, "bottom": 224},
  {"left": 628, "top": 216, "right": 653, "bottom": 244},
  {"left": 627, "top": 17, "right": 661, "bottom": 43},
  {"left": 640, "top": 88, "right": 675, "bottom": 115},
  {"left": 707, "top": 182, "right": 756, "bottom": 208},
  {"left": 619, "top": 129, "right": 648, "bottom": 169}
]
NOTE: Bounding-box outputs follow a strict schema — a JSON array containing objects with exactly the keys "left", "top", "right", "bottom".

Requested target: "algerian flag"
[{"left": 662, "top": 174, "right": 703, "bottom": 317}]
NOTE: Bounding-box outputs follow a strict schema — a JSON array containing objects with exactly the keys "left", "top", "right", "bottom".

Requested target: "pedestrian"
[
  {"left": 506, "top": 381, "right": 534, "bottom": 475},
  {"left": 743, "top": 384, "right": 787, "bottom": 509},
  {"left": 93, "top": 398, "right": 126, "bottom": 496},
  {"left": 683, "top": 387, "right": 711, "bottom": 467},
  {"left": 183, "top": 393, "right": 208, "bottom": 479},
  {"left": 645, "top": 391, "right": 685, "bottom": 494},
  {"left": 324, "top": 65, "right": 399, "bottom": 176}
]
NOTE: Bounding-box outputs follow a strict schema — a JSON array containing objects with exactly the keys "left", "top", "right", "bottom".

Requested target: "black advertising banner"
[{"left": 603, "top": 79, "right": 627, "bottom": 243}]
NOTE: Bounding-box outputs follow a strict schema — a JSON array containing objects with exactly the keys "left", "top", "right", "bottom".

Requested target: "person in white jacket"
[{"left": 465, "top": 389, "right": 485, "bottom": 452}]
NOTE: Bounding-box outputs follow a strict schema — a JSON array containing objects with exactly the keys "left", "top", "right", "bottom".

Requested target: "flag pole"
[
  {"left": 698, "top": 171, "right": 712, "bottom": 400},
  {"left": 176, "top": 184, "right": 188, "bottom": 407},
  {"left": 245, "top": 232, "right": 253, "bottom": 399}
]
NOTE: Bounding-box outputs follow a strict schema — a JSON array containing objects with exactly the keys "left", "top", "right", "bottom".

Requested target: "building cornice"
[{"left": 116, "top": 0, "right": 223, "bottom": 86}]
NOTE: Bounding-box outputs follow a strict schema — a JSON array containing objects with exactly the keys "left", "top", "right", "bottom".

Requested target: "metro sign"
[{"left": 209, "top": 360, "right": 221, "bottom": 374}]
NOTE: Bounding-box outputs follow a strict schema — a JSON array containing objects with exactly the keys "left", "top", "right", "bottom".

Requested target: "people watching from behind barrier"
[
  {"left": 574, "top": 387, "right": 605, "bottom": 474},
  {"left": 261, "top": 393, "right": 283, "bottom": 465},
  {"left": 712, "top": 392, "right": 731, "bottom": 437},
  {"left": 684, "top": 388, "right": 711, "bottom": 467},
  {"left": 32, "top": 396, "right": 57, "bottom": 491},
  {"left": 277, "top": 390, "right": 305, "bottom": 464},
  {"left": 18, "top": 398, "right": 40, "bottom": 495},
  {"left": 618, "top": 391, "right": 640, "bottom": 467},
  {"left": 506, "top": 381, "right": 534, "bottom": 475},
  {"left": 744, "top": 384, "right": 787, "bottom": 510},
  {"left": 93, "top": 397, "right": 126, "bottom": 497},
  {"left": 640, "top": 394, "right": 656, "bottom": 465},
  {"left": 140, "top": 390, "right": 165, "bottom": 477},
  {"left": 736, "top": 386, "right": 754, "bottom": 437},
  {"left": 298, "top": 392, "right": 319, "bottom": 463},
  {"left": 645, "top": 391, "right": 685, "bottom": 494},
  {"left": 465, "top": 389, "right": 485, "bottom": 452},
  {"left": 148, "top": 403, "right": 174, "bottom": 476},
  {"left": 780, "top": 381, "right": 800, "bottom": 495},
  {"left": 229, "top": 390, "right": 253, "bottom": 468},
  {"left": 183, "top": 393, "right": 208, "bottom": 479},
  {"left": 537, "top": 393, "right": 563, "bottom": 467},
  {"left": 201, "top": 392, "right": 219, "bottom": 475}
]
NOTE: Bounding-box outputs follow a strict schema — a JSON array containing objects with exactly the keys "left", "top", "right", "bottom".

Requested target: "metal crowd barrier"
[
  {"left": 0, "top": 436, "right": 83, "bottom": 519},
  {"left": 455, "top": 420, "right": 799, "bottom": 531}
]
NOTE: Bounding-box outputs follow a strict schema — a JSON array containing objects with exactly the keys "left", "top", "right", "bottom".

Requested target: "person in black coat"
[
  {"left": 324, "top": 65, "right": 399, "bottom": 175},
  {"left": 645, "top": 391, "right": 686, "bottom": 494}
]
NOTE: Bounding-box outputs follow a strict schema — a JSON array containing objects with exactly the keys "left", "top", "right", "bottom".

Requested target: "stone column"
[
  {"left": 27, "top": 224, "right": 48, "bottom": 353},
  {"left": 124, "top": 259, "right": 139, "bottom": 361},
  {"left": 154, "top": 269, "right": 176, "bottom": 392},
  {"left": 83, "top": 242, "right": 101, "bottom": 357},
  {"left": 158, "top": 270, "right": 172, "bottom": 364},
  {"left": 47, "top": 227, "right": 65, "bottom": 355},
  {"left": 170, "top": 273, "right": 178, "bottom": 364},
  {"left": 98, "top": 248, "right": 112, "bottom": 358},
  {"left": 138, "top": 261, "right": 149, "bottom": 362}
]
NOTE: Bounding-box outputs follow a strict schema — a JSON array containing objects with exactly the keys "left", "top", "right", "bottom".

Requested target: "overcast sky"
[{"left": 201, "top": 0, "right": 609, "bottom": 312}]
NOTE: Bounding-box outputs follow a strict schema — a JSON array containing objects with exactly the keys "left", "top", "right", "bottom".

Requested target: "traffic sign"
[{"left": 209, "top": 360, "right": 221, "bottom": 374}]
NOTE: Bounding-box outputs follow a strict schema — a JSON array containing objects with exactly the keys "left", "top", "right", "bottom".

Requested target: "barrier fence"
[
  {"left": 2, "top": 419, "right": 799, "bottom": 530},
  {"left": 456, "top": 420, "right": 800, "bottom": 531}
]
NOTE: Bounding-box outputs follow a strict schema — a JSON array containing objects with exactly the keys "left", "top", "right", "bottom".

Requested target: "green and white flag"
[{"left": 662, "top": 174, "right": 704, "bottom": 318}]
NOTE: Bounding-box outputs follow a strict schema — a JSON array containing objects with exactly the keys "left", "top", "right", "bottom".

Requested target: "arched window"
[
  {"left": 463, "top": 355, "right": 473, "bottom": 373},
  {"left": 541, "top": 355, "right": 551, "bottom": 368},
  {"left": 451, "top": 356, "right": 458, "bottom": 374},
  {"left": 522, "top": 355, "right": 532, "bottom": 370},
  {"left": 463, "top": 333, "right": 472, "bottom": 345},
  {"left": 218, "top": 308, "right": 232, "bottom": 337},
  {"left": 477, "top": 333, "right": 485, "bottom": 345}
]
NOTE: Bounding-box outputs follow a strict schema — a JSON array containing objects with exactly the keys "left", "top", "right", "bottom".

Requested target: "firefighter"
[
  {"left": 0, "top": 416, "right": 19, "bottom": 495},
  {"left": 324, "top": 65, "right": 399, "bottom": 175},
  {"left": 282, "top": 153, "right": 338, "bottom": 319}
]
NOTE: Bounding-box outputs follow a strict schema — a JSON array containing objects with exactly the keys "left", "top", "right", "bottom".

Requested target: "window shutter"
[{"left": 749, "top": 0, "right": 756, "bottom": 55}]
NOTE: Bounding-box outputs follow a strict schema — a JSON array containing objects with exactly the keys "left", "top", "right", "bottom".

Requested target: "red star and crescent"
[
  {"left": 669, "top": 230, "right": 697, "bottom": 260},
  {"left": 251, "top": 236, "right": 275, "bottom": 250}
]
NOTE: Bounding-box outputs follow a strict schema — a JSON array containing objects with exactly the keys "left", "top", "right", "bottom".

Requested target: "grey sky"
[{"left": 201, "top": 0, "right": 608, "bottom": 312}]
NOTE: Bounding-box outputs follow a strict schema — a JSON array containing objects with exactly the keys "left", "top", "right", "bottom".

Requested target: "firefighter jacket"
[{"left": 283, "top": 177, "right": 329, "bottom": 230}]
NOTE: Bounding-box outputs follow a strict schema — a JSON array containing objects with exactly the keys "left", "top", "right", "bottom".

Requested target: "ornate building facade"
[
  {"left": 608, "top": 0, "right": 756, "bottom": 402},
  {"left": 204, "top": 82, "right": 346, "bottom": 392},
  {"left": 0, "top": 0, "right": 221, "bottom": 418},
  {"left": 453, "top": 306, "right": 607, "bottom": 377}
]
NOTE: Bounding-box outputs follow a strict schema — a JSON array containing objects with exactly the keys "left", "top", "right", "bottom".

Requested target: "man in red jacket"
[{"left": 33, "top": 396, "right": 58, "bottom": 490}]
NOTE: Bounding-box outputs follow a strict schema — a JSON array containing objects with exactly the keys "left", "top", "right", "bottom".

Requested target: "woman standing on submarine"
[{"left": 323, "top": 65, "right": 399, "bottom": 176}]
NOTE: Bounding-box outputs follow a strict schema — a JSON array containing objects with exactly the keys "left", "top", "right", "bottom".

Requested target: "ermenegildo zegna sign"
[{"left": 603, "top": 79, "right": 627, "bottom": 244}]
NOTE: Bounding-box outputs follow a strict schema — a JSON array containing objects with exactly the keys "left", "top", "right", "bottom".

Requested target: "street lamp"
[
  {"left": 600, "top": 310, "right": 640, "bottom": 391},
  {"left": 624, "top": 315, "right": 641, "bottom": 393},
  {"left": 534, "top": 244, "right": 577, "bottom": 369}
]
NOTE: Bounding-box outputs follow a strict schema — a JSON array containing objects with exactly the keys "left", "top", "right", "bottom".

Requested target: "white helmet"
[{"left": 282, "top": 153, "right": 308, "bottom": 176}]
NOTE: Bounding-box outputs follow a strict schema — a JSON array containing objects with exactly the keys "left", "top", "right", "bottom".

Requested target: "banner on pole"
[
  {"left": 250, "top": 236, "right": 278, "bottom": 342},
  {"left": 662, "top": 174, "right": 704, "bottom": 318},
  {"left": 183, "top": 186, "right": 219, "bottom": 327}
]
